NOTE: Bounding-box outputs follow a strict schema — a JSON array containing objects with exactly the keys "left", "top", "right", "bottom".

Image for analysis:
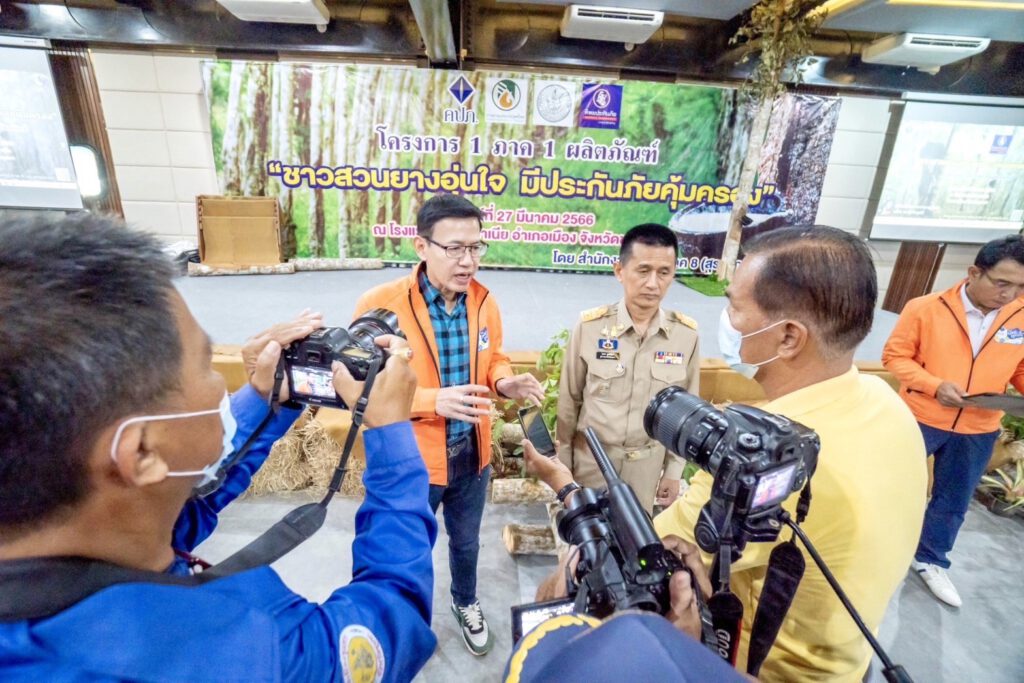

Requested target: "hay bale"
[
  {"left": 246, "top": 409, "right": 315, "bottom": 496},
  {"left": 303, "top": 418, "right": 366, "bottom": 498}
]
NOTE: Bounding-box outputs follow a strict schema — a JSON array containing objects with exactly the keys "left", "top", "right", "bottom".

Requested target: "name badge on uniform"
[
  {"left": 598, "top": 338, "right": 619, "bottom": 351},
  {"left": 654, "top": 351, "right": 684, "bottom": 365},
  {"left": 596, "top": 351, "right": 620, "bottom": 361},
  {"left": 995, "top": 327, "right": 1024, "bottom": 345},
  {"left": 478, "top": 327, "right": 490, "bottom": 351}
]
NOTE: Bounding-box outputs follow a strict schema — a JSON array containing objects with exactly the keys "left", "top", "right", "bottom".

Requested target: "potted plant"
[{"left": 977, "top": 459, "right": 1024, "bottom": 517}]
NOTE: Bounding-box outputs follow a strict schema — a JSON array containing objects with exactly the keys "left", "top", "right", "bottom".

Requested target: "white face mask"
[
  {"left": 110, "top": 392, "right": 237, "bottom": 490},
  {"left": 717, "top": 308, "right": 786, "bottom": 379}
]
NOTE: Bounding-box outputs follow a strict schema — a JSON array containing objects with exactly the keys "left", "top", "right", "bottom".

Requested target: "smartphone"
[{"left": 518, "top": 406, "right": 557, "bottom": 457}]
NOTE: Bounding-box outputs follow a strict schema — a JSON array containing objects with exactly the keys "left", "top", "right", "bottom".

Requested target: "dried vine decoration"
[
  {"left": 732, "top": 0, "right": 826, "bottom": 101},
  {"left": 716, "top": 0, "right": 826, "bottom": 282}
]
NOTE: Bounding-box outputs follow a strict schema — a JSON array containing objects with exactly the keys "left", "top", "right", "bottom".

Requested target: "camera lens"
[
  {"left": 644, "top": 386, "right": 728, "bottom": 472},
  {"left": 348, "top": 308, "right": 402, "bottom": 349}
]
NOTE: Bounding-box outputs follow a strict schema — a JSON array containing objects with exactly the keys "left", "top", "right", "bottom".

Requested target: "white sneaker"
[
  {"left": 912, "top": 561, "right": 962, "bottom": 608},
  {"left": 452, "top": 599, "right": 493, "bottom": 656}
]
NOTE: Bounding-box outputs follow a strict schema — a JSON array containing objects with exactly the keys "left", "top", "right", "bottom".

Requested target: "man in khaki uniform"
[{"left": 557, "top": 223, "right": 699, "bottom": 512}]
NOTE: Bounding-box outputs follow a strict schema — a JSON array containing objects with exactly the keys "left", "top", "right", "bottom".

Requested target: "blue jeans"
[
  {"left": 915, "top": 423, "right": 1000, "bottom": 568},
  {"left": 429, "top": 436, "right": 491, "bottom": 607}
]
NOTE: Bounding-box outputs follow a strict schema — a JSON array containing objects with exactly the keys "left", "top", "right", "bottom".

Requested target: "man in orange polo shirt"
[
  {"left": 883, "top": 235, "right": 1024, "bottom": 607},
  {"left": 355, "top": 194, "right": 544, "bottom": 656}
]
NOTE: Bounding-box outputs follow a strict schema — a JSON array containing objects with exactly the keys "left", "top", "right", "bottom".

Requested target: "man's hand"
[
  {"left": 936, "top": 381, "right": 967, "bottom": 408},
  {"left": 655, "top": 476, "right": 681, "bottom": 507},
  {"left": 332, "top": 335, "right": 416, "bottom": 428},
  {"left": 535, "top": 548, "right": 579, "bottom": 602},
  {"left": 523, "top": 438, "right": 574, "bottom": 494},
  {"left": 436, "top": 384, "right": 493, "bottom": 424},
  {"left": 243, "top": 309, "right": 324, "bottom": 401},
  {"left": 661, "top": 534, "right": 713, "bottom": 641},
  {"left": 496, "top": 373, "right": 545, "bottom": 405}
]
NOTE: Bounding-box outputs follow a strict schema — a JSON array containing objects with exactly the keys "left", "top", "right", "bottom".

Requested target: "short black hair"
[
  {"left": 743, "top": 226, "right": 876, "bottom": 355},
  {"left": 416, "top": 194, "right": 483, "bottom": 238},
  {"left": 0, "top": 213, "right": 182, "bottom": 535},
  {"left": 620, "top": 223, "right": 678, "bottom": 264},
  {"left": 975, "top": 234, "right": 1024, "bottom": 270}
]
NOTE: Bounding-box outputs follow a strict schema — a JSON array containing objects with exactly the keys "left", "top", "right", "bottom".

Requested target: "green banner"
[{"left": 206, "top": 62, "right": 840, "bottom": 272}]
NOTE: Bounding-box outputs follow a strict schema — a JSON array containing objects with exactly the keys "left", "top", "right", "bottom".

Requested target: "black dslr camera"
[
  {"left": 644, "top": 386, "right": 819, "bottom": 557},
  {"left": 281, "top": 308, "right": 402, "bottom": 409}
]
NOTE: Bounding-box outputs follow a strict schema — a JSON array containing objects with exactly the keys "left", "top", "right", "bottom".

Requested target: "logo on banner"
[
  {"left": 486, "top": 77, "right": 528, "bottom": 124},
  {"left": 578, "top": 83, "right": 623, "bottom": 129},
  {"left": 532, "top": 81, "right": 577, "bottom": 127},
  {"left": 991, "top": 134, "right": 1013, "bottom": 155},
  {"left": 443, "top": 75, "right": 478, "bottom": 125}
]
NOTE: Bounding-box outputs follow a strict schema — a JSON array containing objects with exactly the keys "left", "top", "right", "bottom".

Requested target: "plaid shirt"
[{"left": 419, "top": 269, "right": 472, "bottom": 445}]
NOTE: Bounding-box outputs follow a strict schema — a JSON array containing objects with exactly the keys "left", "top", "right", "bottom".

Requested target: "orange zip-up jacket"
[
  {"left": 355, "top": 264, "right": 514, "bottom": 485},
  {"left": 882, "top": 280, "right": 1024, "bottom": 434}
]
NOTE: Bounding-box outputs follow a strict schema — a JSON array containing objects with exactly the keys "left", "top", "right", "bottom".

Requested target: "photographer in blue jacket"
[{"left": 0, "top": 213, "right": 437, "bottom": 682}]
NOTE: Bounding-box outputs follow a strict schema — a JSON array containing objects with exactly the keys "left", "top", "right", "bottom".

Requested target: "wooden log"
[
  {"left": 292, "top": 257, "right": 384, "bottom": 271},
  {"left": 490, "top": 477, "right": 556, "bottom": 504},
  {"left": 188, "top": 262, "right": 295, "bottom": 276},
  {"left": 502, "top": 523, "right": 557, "bottom": 556},
  {"left": 499, "top": 422, "right": 525, "bottom": 449}
]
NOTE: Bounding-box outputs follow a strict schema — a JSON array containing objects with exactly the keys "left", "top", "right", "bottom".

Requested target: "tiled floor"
[{"left": 197, "top": 493, "right": 1024, "bottom": 683}]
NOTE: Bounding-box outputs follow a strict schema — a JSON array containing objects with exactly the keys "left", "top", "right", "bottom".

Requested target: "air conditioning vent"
[
  {"left": 560, "top": 4, "right": 664, "bottom": 45},
  {"left": 907, "top": 36, "right": 987, "bottom": 49},
  {"left": 214, "top": 0, "right": 330, "bottom": 28},
  {"left": 862, "top": 33, "right": 990, "bottom": 73}
]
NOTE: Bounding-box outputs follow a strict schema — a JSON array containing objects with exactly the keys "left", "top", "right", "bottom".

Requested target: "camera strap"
[
  {"left": 201, "top": 355, "right": 381, "bottom": 578},
  {"left": 745, "top": 481, "right": 812, "bottom": 676},
  {"left": 708, "top": 487, "right": 744, "bottom": 666}
]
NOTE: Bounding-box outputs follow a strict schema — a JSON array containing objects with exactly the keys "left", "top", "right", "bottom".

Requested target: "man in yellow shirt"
[{"left": 655, "top": 226, "right": 927, "bottom": 682}]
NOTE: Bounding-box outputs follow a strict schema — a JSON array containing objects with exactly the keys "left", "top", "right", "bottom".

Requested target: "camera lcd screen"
[
  {"left": 290, "top": 366, "right": 337, "bottom": 399},
  {"left": 510, "top": 598, "right": 576, "bottom": 643},
  {"left": 751, "top": 462, "right": 798, "bottom": 509}
]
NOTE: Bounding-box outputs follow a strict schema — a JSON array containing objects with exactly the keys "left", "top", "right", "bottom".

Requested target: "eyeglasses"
[
  {"left": 424, "top": 236, "right": 488, "bottom": 259},
  {"left": 981, "top": 271, "right": 1024, "bottom": 293}
]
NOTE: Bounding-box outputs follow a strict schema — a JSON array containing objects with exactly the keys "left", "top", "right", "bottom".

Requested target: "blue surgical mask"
[
  {"left": 717, "top": 308, "right": 785, "bottom": 379},
  {"left": 110, "top": 391, "right": 237, "bottom": 491}
]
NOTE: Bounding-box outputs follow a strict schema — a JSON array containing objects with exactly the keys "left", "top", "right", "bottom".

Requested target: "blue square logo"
[{"left": 449, "top": 76, "right": 475, "bottom": 105}]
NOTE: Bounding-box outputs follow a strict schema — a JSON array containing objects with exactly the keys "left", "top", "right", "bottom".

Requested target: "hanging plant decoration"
[{"left": 716, "top": 0, "right": 826, "bottom": 282}]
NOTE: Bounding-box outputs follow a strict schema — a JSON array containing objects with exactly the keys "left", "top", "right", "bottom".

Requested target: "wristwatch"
[{"left": 556, "top": 481, "right": 581, "bottom": 505}]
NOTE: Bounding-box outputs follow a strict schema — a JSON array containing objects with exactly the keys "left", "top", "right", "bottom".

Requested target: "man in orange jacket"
[
  {"left": 883, "top": 234, "right": 1024, "bottom": 608},
  {"left": 355, "top": 194, "right": 544, "bottom": 656}
]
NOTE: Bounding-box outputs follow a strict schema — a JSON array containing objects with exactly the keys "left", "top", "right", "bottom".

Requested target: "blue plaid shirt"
[{"left": 419, "top": 269, "right": 473, "bottom": 445}]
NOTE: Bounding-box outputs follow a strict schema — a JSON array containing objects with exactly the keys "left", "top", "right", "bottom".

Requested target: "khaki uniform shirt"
[{"left": 556, "top": 299, "right": 700, "bottom": 510}]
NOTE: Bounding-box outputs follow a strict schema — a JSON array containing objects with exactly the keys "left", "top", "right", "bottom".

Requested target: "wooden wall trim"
[{"left": 48, "top": 42, "right": 123, "bottom": 217}]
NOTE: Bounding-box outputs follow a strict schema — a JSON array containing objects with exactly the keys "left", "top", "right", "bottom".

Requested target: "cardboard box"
[{"left": 197, "top": 196, "right": 283, "bottom": 267}]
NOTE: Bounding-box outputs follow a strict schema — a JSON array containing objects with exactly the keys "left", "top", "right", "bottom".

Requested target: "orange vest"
[
  {"left": 882, "top": 280, "right": 1024, "bottom": 434},
  {"left": 355, "top": 265, "right": 514, "bottom": 485}
]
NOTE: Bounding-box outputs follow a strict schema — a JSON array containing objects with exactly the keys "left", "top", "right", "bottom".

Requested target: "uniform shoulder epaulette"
[
  {"left": 669, "top": 310, "right": 698, "bottom": 330},
  {"left": 580, "top": 305, "right": 612, "bottom": 323}
]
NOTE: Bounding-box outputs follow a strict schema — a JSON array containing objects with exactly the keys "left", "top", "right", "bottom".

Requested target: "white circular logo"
[
  {"left": 536, "top": 84, "right": 572, "bottom": 123},
  {"left": 593, "top": 88, "right": 611, "bottom": 109}
]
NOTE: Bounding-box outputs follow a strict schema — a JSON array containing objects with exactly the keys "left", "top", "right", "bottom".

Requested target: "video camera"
[
  {"left": 281, "top": 308, "right": 402, "bottom": 409},
  {"left": 511, "top": 428, "right": 715, "bottom": 647},
  {"left": 644, "top": 386, "right": 819, "bottom": 557}
]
